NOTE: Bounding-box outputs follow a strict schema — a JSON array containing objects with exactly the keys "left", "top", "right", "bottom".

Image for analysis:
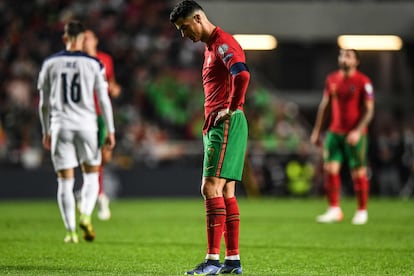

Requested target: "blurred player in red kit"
[
  {"left": 83, "top": 29, "right": 121, "bottom": 221},
  {"left": 311, "top": 49, "right": 374, "bottom": 225},
  {"left": 170, "top": 0, "right": 250, "bottom": 274}
]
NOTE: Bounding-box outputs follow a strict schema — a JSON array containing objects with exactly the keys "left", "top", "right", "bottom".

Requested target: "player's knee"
[
  {"left": 201, "top": 177, "right": 224, "bottom": 198},
  {"left": 324, "top": 162, "right": 340, "bottom": 174},
  {"left": 351, "top": 167, "right": 367, "bottom": 178}
]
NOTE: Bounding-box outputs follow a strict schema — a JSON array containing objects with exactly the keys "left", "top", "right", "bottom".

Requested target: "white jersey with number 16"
[{"left": 37, "top": 50, "right": 115, "bottom": 135}]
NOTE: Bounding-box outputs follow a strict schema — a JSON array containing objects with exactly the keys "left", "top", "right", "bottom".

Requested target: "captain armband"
[{"left": 230, "top": 62, "right": 249, "bottom": 75}]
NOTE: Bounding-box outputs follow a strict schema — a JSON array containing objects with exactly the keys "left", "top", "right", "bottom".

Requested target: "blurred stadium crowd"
[{"left": 1, "top": 0, "right": 413, "bottom": 197}]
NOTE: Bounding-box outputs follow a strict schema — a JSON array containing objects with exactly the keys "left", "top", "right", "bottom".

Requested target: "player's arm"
[
  {"left": 108, "top": 77, "right": 121, "bottom": 99},
  {"left": 347, "top": 81, "right": 374, "bottom": 145},
  {"left": 228, "top": 62, "right": 250, "bottom": 112},
  {"left": 106, "top": 56, "right": 122, "bottom": 99},
  {"left": 355, "top": 99, "right": 374, "bottom": 133},
  {"left": 95, "top": 69, "right": 116, "bottom": 149},
  {"left": 346, "top": 99, "right": 374, "bottom": 145},
  {"left": 37, "top": 67, "right": 51, "bottom": 150},
  {"left": 214, "top": 62, "right": 250, "bottom": 126},
  {"left": 310, "top": 93, "right": 331, "bottom": 146}
]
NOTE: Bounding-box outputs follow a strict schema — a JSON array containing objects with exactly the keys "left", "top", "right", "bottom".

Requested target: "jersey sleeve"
[
  {"left": 215, "top": 35, "right": 246, "bottom": 71},
  {"left": 362, "top": 77, "right": 374, "bottom": 100},
  {"left": 37, "top": 62, "right": 51, "bottom": 135},
  {"left": 216, "top": 34, "right": 250, "bottom": 111},
  {"left": 323, "top": 76, "right": 331, "bottom": 97}
]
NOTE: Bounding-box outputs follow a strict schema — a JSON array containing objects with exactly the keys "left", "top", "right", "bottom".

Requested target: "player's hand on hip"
[{"left": 214, "top": 109, "right": 232, "bottom": 126}]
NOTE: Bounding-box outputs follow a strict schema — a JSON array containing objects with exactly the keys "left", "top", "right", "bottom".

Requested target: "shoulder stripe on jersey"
[{"left": 230, "top": 62, "right": 249, "bottom": 75}]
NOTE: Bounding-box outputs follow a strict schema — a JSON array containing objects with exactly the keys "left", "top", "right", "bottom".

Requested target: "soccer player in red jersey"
[
  {"left": 170, "top": 1, "right": 250, "bottom": 274},
  {"left": 310, "top": 49, "right": 374, "bottom": 225},
  {"left": 83, "top": 29, "right": 121, "bottom": 221}
]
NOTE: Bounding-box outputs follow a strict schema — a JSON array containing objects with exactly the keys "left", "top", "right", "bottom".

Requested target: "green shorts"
[
  {"left": 203, "top": 110, "right": 248, "bottom": 181},
  {"left": 97, "top": 115, "right": 107, "bottom": 147},
  {"left": 323, "top": 131, "right": 368, "bottom": 168}
]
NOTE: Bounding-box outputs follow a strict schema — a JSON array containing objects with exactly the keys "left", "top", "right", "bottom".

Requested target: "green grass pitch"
[{"left": 0, "top": 197, "right": 413, "bottom": 275}]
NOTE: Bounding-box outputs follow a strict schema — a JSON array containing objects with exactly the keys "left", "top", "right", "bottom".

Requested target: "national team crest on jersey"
[
  {"left": 218, "top": 44, "right": 233, "bottom": 62},
  {"left": 349, "top": 84, "right": 356, "bottom": 94}
]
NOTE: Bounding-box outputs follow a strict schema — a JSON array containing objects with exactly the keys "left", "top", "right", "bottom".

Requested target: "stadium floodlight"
[
  {"left": 233, "top": 34, "right": 277, "bottom": 50},
  {"left": 337, "top": 35, "right": 403, "bottom": 51}
]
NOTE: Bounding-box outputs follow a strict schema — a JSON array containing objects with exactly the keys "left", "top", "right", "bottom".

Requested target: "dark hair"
[
  {"left": 170, "top": 0, "right": 203, "bottom": 23},
  {"left": 349, "top": 49, "right": 360, "bottom": 61},
  {"left": 344, "top": 48, "right": 360, "bottom": 61},
  {"left": 64, "top": 20, "right": 85, "bottom": 38}
]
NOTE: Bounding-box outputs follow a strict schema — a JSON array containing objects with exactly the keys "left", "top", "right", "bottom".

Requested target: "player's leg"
[
  {"left": 51, "top": 129, "right": 79, "bottom": 243},
  {"left": 57, "top": 169, "right": 79, "bottom": 244},
  {"left": 185, "top": 120, "right": 232, "bottom": 275},
  {"left": 222, "top": 182, "right": 242, "bottom": 274},
  {"left": 97, "top": 115, "right": 111, "bottom": 221},
  {"left": 347, "top": 134, "right": 370, "bottom": 225},
  {"left": 218, "top": 110, "right": 247, "bottom": 274},
  {"left": 183, "top": 176, "right": 227, "bottom": 275},
  {"left": 79, "top": 163, "right": 100, "bottom": 241},
  {"left": 77, "top": 130, "right": 102, "bottom": 241},
  {"left": 316, "top": 132, "right": 344, "bottom": 223},
  {"left": 97, "top": 146, "right": 112, "bottom": 220}
]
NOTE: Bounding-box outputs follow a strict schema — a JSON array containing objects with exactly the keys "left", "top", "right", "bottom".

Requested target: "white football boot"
[
  {"left": 352, "top": 210, "right": 368, "bottom": 225},
  {"left": 316, "top": 207, "right": 344, "bottom": 223},
  {"left": 97, "top": 194, "right": 111, "bottom": 221}
]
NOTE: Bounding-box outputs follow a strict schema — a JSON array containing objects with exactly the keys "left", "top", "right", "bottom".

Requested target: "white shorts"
[{"left": 50, "top": 129, "right": 101, "bottom": 171}]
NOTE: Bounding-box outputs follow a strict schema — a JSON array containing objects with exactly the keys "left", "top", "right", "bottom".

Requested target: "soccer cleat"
[
  {"left": 185, "top": 260, "right": 221, "bottom": 275},
  {"left": 316, "top": 207, "right": 344, "bottom": 223},
  {"left": 97, "top": 194, "right": 111, "bottom": 221},
  {"left": 64, "top": 231, "right": 79, "bottom": 244},
  {"left": 218, "top": 260, "right": 242, "bottom": 274},
  {"left": 79, "top": 214, "right": 96, "bottom": 242},
  {"left": 352, "top": 210, "right": 368, "bottom": 225}
]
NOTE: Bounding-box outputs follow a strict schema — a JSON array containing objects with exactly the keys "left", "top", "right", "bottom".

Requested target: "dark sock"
[
  {"left": 224, "top": 260, "right": 241, "bottom": 267},
  {"left": 205, "top": 259, "right": 220, "bottom": 266}
]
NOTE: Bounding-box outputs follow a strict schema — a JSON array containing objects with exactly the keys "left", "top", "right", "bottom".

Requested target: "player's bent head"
[
  {"left": 170, "top": 0, "right": 203, "bottom": 23},
  {"left": 340, "top": 48, "right": 360, "bottom": 62},
  {"left": 64, "top": 20, "right": 86, "bottom": 39}
]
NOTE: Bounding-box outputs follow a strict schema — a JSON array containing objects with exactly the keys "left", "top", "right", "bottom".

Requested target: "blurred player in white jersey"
[{"left": 37, "top": 20, "right": 116, "bottom": 243}]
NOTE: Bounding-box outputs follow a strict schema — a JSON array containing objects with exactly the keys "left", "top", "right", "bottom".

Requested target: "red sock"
[
  {"left": 205, "top": 197, "right": 226, "bottom": 255},
  {"left": 224, "top": 197, "right": 240, "bottom": 256},
  {"left": 98, "top": 166, "right": 104, "bottom": 196},
  {"left": 325, "top": 173, "right": 341, "bottom": 207},
  {"left": 354, "top": 175, "right": 369, "bottom": 210}
]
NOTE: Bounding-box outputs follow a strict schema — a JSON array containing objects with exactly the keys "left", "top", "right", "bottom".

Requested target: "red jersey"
[
  {"left": 202, "top": 27, "right": 247, "bottom": 134},
  {"left": 94, "top": 51, "right": 115, "bottom": 114},
  {"left": 324, "top": 70, "right": 374, "bottom": 133}
]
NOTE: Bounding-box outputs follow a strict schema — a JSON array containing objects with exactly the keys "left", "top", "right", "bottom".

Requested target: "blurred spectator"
[
  {"left": 400, "top": 122, "right": 414, "bottom": 198},
  {"left": 375, "top": 124, "right": 403, "bottom": 196}
]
